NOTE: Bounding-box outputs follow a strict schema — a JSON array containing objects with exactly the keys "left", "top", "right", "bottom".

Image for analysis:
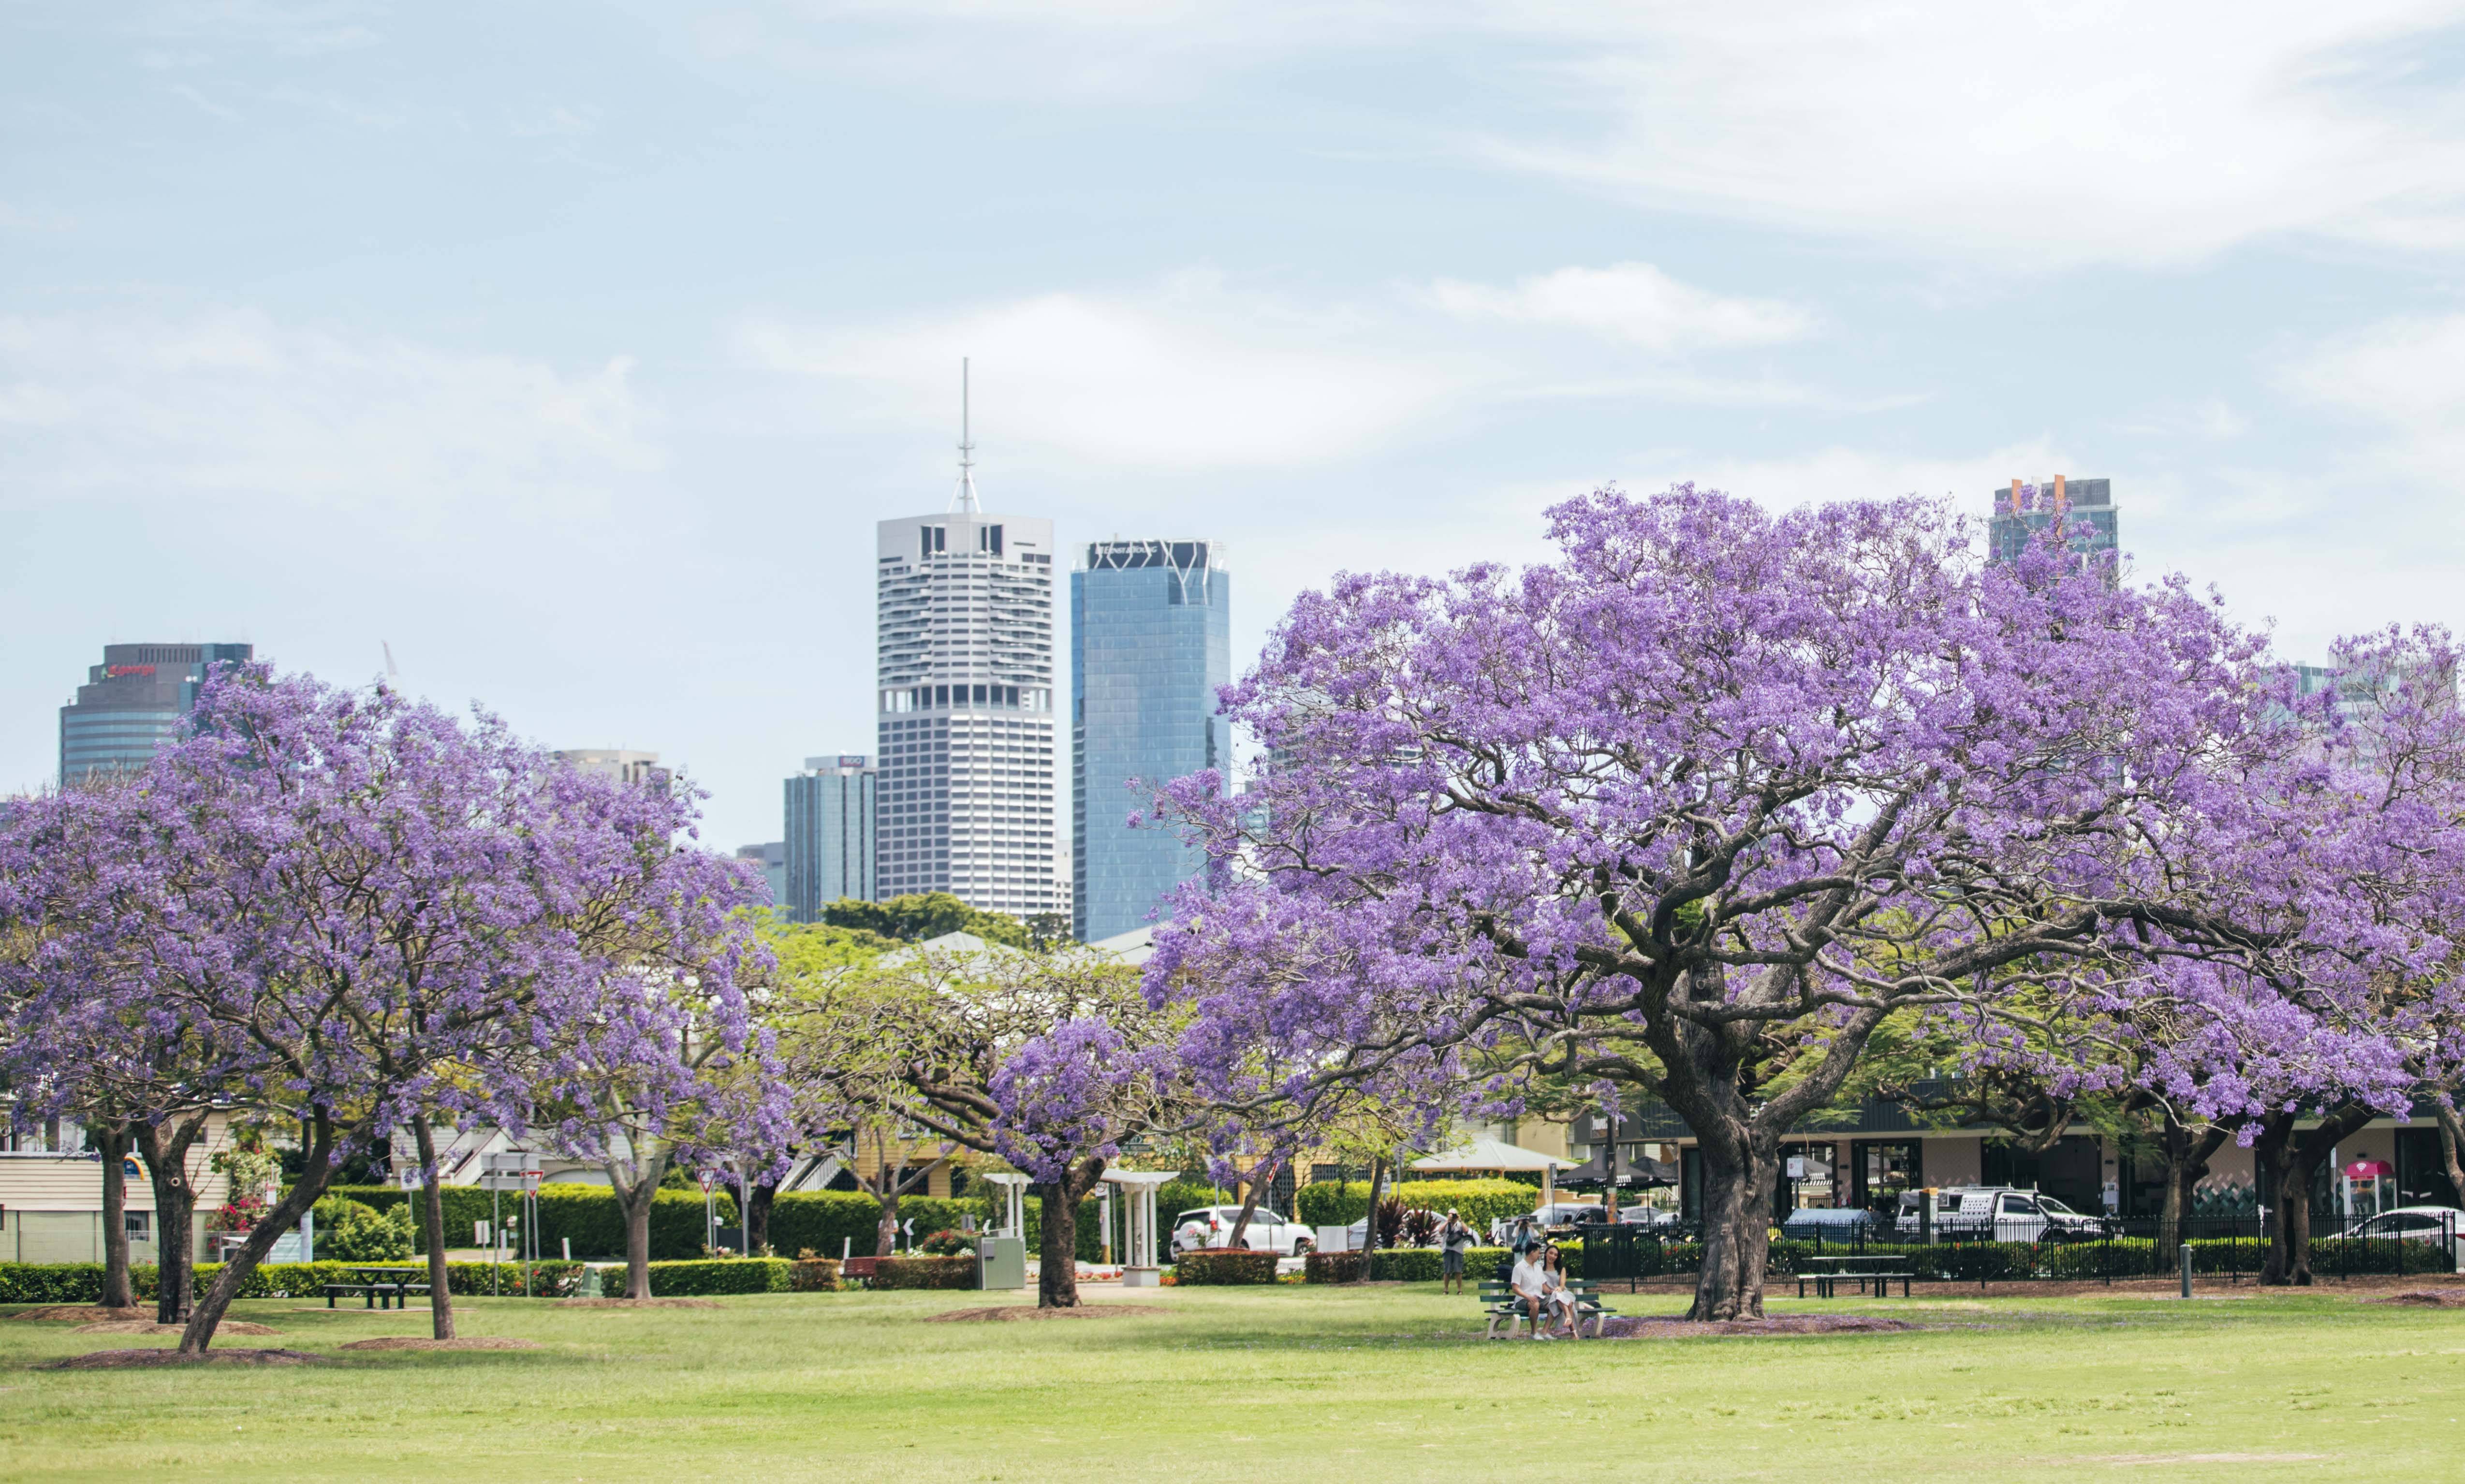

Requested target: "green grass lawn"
[{"left": 3, "top": 1283, "right": 2460, "bottom": 1481}]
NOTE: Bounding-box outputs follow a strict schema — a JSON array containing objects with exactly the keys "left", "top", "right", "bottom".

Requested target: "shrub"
[
  {"left": 1303, "top": 1251, "right": 1364, "bottom": 1283},
  {"left": 443, "top": 1262, "right": 586, "bottom": 1297},
  {"left": 1175, "top": 1249, "right": 1278, "bottom": 1285},
  {"left": 789, "top": 1252, "right": 842, "bottom": 1292},
  {"left": 315, "top": 1198, "right": 416, "bottom": 1262},
  {"left": 871, "top": 1256, "right": 977, "bottom": 1290},
  {"left": 1367, "top": 1245, "right": 1536, "bottom": 1283},
  {"left": 638, "top": 1259, "right": 792, "bottom": 1295},
  {"left": 918, "top": 1228, "right": 975, "bottom": 1257}
]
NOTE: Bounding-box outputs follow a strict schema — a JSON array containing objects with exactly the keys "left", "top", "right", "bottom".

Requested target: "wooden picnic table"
[{"left": 323, "top": 1265, "right": 431, "bottom": 1309}]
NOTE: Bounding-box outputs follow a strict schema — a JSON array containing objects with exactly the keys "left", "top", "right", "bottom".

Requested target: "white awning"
[{"left": 1408, "top": 1137, "right": 1576, "bottom": 1174}]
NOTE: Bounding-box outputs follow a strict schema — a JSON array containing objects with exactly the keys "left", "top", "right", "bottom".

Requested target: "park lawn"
[{"left": 1, "top": 1283, "right": 2460, "bottom": 1482}]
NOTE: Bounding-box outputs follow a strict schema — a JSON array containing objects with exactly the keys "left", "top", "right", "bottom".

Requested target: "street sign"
[{"left": 398, "top": 1166, "right": 423, "bottom": 1190}]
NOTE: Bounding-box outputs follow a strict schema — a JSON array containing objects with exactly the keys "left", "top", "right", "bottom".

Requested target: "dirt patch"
[
  {"left": 337, "top": 1336, "right": 542, "bottom": 1352},
  {"left": 73, "top": 1320, "right": 279, "bottom": 1336},
  {"left": 554, "top": 1297, "right": 723, "bottom": 1310},
  {"left": 926, "top": 1304, "right": 1169, "bottom": 1322},
  {"left": 1596, "top": 1313, "right": 1920, "bottom": 1339},
  {"left": 9, "top": 1306, "right": 154, "bottom": 1324},
  {"left": 2370, "top": 1287, "right": 2465, "bottom": 1307},
  {"left": 45, "top": 1348, "right": 331, "bottom": 1370}
]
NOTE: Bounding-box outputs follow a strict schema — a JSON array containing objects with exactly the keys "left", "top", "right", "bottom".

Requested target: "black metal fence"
[{"left": 1577, "top": 1211, "right": 2461, "bottom": 1292}]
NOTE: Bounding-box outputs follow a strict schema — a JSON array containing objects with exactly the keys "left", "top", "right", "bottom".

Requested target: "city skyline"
[{"left": 7, "top": 6, "right": 2464, "bottom": 855}]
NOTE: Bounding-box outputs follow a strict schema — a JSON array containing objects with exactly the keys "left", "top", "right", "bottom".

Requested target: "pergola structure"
[
  {"left": 1101, "top": 1168, "right": 1176, "bottom": 1287},
  {"left": 983, "top": 1171, "right": 1029, "bottom": 1240}
]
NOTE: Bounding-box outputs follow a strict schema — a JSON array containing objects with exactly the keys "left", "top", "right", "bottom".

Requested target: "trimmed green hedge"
[
  {"left": 1176, "top": 1249, "right": 1278, "bottom": 1285},
  {"left": 0, "top": 1257, "right": 846, "bottom": 1304},
  {"left": 1294, "top": 1179, "right": 1538, "bottom": 1230},
  {"left": 869, "top": 1256, "right": 976, "bottom": 1290},
  {"left": 319, "top": 1184, "right": 734, "bottom": 1260}
]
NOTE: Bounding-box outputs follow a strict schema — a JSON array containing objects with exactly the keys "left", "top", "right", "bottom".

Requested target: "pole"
[
  {"left": 492, "top": 1188, "right": 501, "bottom": 1297},
  {"left": 2179, "top": 1241, "right": 2193, "bottom": 1300}
]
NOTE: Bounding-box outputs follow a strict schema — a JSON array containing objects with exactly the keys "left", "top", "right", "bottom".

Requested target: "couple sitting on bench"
[{"left": 1510, "top": 1243, "right": 1580, "bottom": 1339}]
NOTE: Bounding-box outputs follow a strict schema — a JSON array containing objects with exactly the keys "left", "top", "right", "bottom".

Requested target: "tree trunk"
[
  {"left": 875, "top": 1181, "right": 902, "bottom": 1257},
  {"left": 748, "top": 1178, "right": 778, "bottom": 1255},
  {"left": 2156, "top": 1117, "right": 2229, "bottom": 1253},
  {"left": 613, "top": 1179, "right": 656, "bottom": 1298},
  {"left": 1682, "top": 1119, "right": 1779, "bottom": 1321},
  {"left": 94, "top": 1119, "right": 134, "bottom": 1311},
  {"left": 180, "top": 1112, "right": 340, "bottom": 1353},
  {"left": 132, "top": 1110, "right": 209, "bottom": 1325},
  {"left": 412, "top": 1118, "right": 455, "bottom": 1340},
  {"left": 2259, "top": 1105, "right": 2373, "bottom": 1286},
  {"left": 1228, "top": 1154, "right": 1277, "bottom": 1250},
  {"left": 1355, "top": 1156, "right": 1387, "bottom": 1279},
  {"left": 2436, "top": 1104, "right": 2465, "bottom": 1209},
  {"left": 1034, "top": 1157, "right": 1103, "bottom": 1308}
]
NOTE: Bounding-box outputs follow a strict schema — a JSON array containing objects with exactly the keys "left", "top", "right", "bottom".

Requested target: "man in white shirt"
[{"left": 1510, "top": 1249, "right": 1553, "bottom": 1339}]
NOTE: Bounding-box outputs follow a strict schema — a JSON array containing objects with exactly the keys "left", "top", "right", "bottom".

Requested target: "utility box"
[{"left": 977, "top": 1235, "right": 1026, "bottom": 1291}]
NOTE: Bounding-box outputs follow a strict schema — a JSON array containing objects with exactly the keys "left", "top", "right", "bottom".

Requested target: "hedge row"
[
  {"left": 0, "top": 1257, "right": 847, "bottom": 1304},
  {"left": 1175, "top": 1249, "right": 1279, "bottom": 1285},
  {"left": 320, "top": 1185, "right": 734, "bottom": 1261},
  {"left": 868, "top": 1256, "right": 975, "bottom": 1290},
  {"left": 1292, "top": 1179, "right": 1539, "bottom": 1230}
]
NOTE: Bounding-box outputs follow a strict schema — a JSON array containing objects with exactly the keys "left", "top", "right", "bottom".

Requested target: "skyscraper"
[
  {"left": 735, "top": 841, "right": 788, "bottom": 911},
  {"left": 556, "top": 749, "right": 670, "bottom": 791},
  {"left": 1072, "top": 539, "right": 1230, "bottom": 942},
  {"left": 58, "top": 642, "right": 254, "bottom": 784},
  {"left": 783, "top": 756, "right": 875, "bottom": 921},
  {"left": 1988, "top": 475, "right": 2118, "bottom": 585},
  {"left": 874, "top": 389, "right": 1062, "bottom": 918}
]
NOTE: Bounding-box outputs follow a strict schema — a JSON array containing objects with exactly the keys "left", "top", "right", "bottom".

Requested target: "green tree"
[{"left": 823, "top": 893, "right": 1029, "bottom": 949}]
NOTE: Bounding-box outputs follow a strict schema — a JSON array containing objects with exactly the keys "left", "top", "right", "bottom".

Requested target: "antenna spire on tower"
[{"left": 952, "top": 356, "right": 981, "bottom": 514}]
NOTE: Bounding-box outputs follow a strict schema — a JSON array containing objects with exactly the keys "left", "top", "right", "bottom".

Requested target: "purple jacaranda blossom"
[
  {"left": 0, "top": 666, "right": 771, "bottom": 1347},
  {"left": 1143, "top": 485, "right": 2459, "bottom": 1320}
]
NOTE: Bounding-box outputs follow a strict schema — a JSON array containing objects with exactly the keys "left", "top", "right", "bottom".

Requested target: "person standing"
[{"left": 1439, "top": 1207, "right": 1475, "bottom": 1295}]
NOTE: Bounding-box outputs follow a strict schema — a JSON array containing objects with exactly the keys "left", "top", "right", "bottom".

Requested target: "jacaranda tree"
[
  {"left": 3, "top": 667, "right": 766, "bottom": 1351},
  {"left": 1149, "top": 485, "right": 2386, "bottom": 1321}
]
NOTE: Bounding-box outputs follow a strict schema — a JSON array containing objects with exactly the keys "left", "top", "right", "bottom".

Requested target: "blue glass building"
[
  {"left": 1988, "top": 475, "right": 2117, "bottom": 587},
  {"left": 1071, "top": 540, "right": 1230, "bottom": 942},
  {"left": 58, "top": 642, "right": 253, "bottom": 785},
  {"left": 784, "top": 755, "right": 877, "bottom": 922}
]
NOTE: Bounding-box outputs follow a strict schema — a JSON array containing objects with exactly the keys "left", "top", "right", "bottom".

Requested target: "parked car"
[
  {"left": 1170, "top": 1206, "right": 1314, "bottom": 1257},
  {"left": 1617, "top": 1205, "right": 1679, "bottom": 1228},
  {"left": 1779, "top": 1206, "right": 1877, "bottom": 1241},
  {"left": 1487, "top": 1204, "right": 1606, "bottom": 1245},
  {"left": 2337, "top": 1206, "right": 2465, "bottom": 1268},
  {"left": 1894, "top": 1186, "right": 2104, "bottom": 1242}
]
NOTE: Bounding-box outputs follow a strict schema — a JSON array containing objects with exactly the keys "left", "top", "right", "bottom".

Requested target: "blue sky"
[{"left": 6, "top": 1, "right": 2465, "bottom": 852}]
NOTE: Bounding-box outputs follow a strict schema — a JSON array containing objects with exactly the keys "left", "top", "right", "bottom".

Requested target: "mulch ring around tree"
[
  {"left": 73, "top": 1320, "right": 279, "bottom": 1336},
  {"left": 45, "top": 1348, "right": 332, "bottom": 1370},
  {"left": 9, "top": 1306, "right": 155, "bottom": 1324},
  {"left": 1596, "top": 1314, "right": 1920, "bottom": 1339},
  {"left": 927, "top": 1304, "right": 1170, "bottom": 1323},
  {"left": 2369, "top": 1288, "right": 2465, "bottom": 1307},
  {"left": 554, "top": 1298, "right": 723, "bottom": 1310},
  {"left": 337, "top": 1336, "right": 543, "bottom": 1352}
]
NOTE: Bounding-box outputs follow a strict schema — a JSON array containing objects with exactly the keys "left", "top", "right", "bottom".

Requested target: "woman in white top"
[{"left": 1541, "top": 1244, "right": 1581, "bottom": 1336}]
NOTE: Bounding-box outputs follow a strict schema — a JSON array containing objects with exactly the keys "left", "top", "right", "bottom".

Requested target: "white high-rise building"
[{"left": 873, "top": 395, "right": 1064, "bottom": 918}]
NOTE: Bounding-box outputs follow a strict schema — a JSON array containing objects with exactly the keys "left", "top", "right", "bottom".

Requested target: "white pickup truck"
[{"left": 1894, "top": 1186, "right": 2104, "bottom": 1242}]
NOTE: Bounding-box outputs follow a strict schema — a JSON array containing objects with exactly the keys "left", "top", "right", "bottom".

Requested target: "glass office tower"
[
  {"left": 58, "top": 642, "right": 254, "bottom": 784},
  {"left": 1988, "top": 475, "right": 2117, "bottom": 587},
  {"left": 783, "top": 755, "right": 876, "bottom": 921},
  {"left": 1071, "top": 539, "right": 1230, "bottom": 943}
]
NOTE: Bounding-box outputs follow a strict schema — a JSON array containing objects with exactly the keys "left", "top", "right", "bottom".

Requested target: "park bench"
[
  {"left": 1795, "top": 1254, "right": 1912, "bottom": 1299},
  {"left": 1479, "top": 1278, "right": 1619, "bottom": 1339},
  {"left": 841, "top": 1256, "right": 880, "bottom": 1284}
]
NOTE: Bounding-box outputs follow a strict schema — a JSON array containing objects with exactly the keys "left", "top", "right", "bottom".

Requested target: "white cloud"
[
  {"left": 738, "top": 276, "right": 1479, "bottom": 470},
  {"left": 1426, "top": 262, "right": 1812, "bottom": 351},
  {"left": 714, "top": 1, "right": 2465, "bottom": 269},
  {"left": 0, "top": 309, "right": 662, "bottom": 537},
  {"left": 2281, "top": 312, "right": 2465, "bottom": 478}
]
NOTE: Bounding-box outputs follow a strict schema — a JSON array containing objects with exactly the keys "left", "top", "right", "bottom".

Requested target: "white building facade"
[{"left": 875, "top": 509, "right": 1065, "bottom": 918}]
